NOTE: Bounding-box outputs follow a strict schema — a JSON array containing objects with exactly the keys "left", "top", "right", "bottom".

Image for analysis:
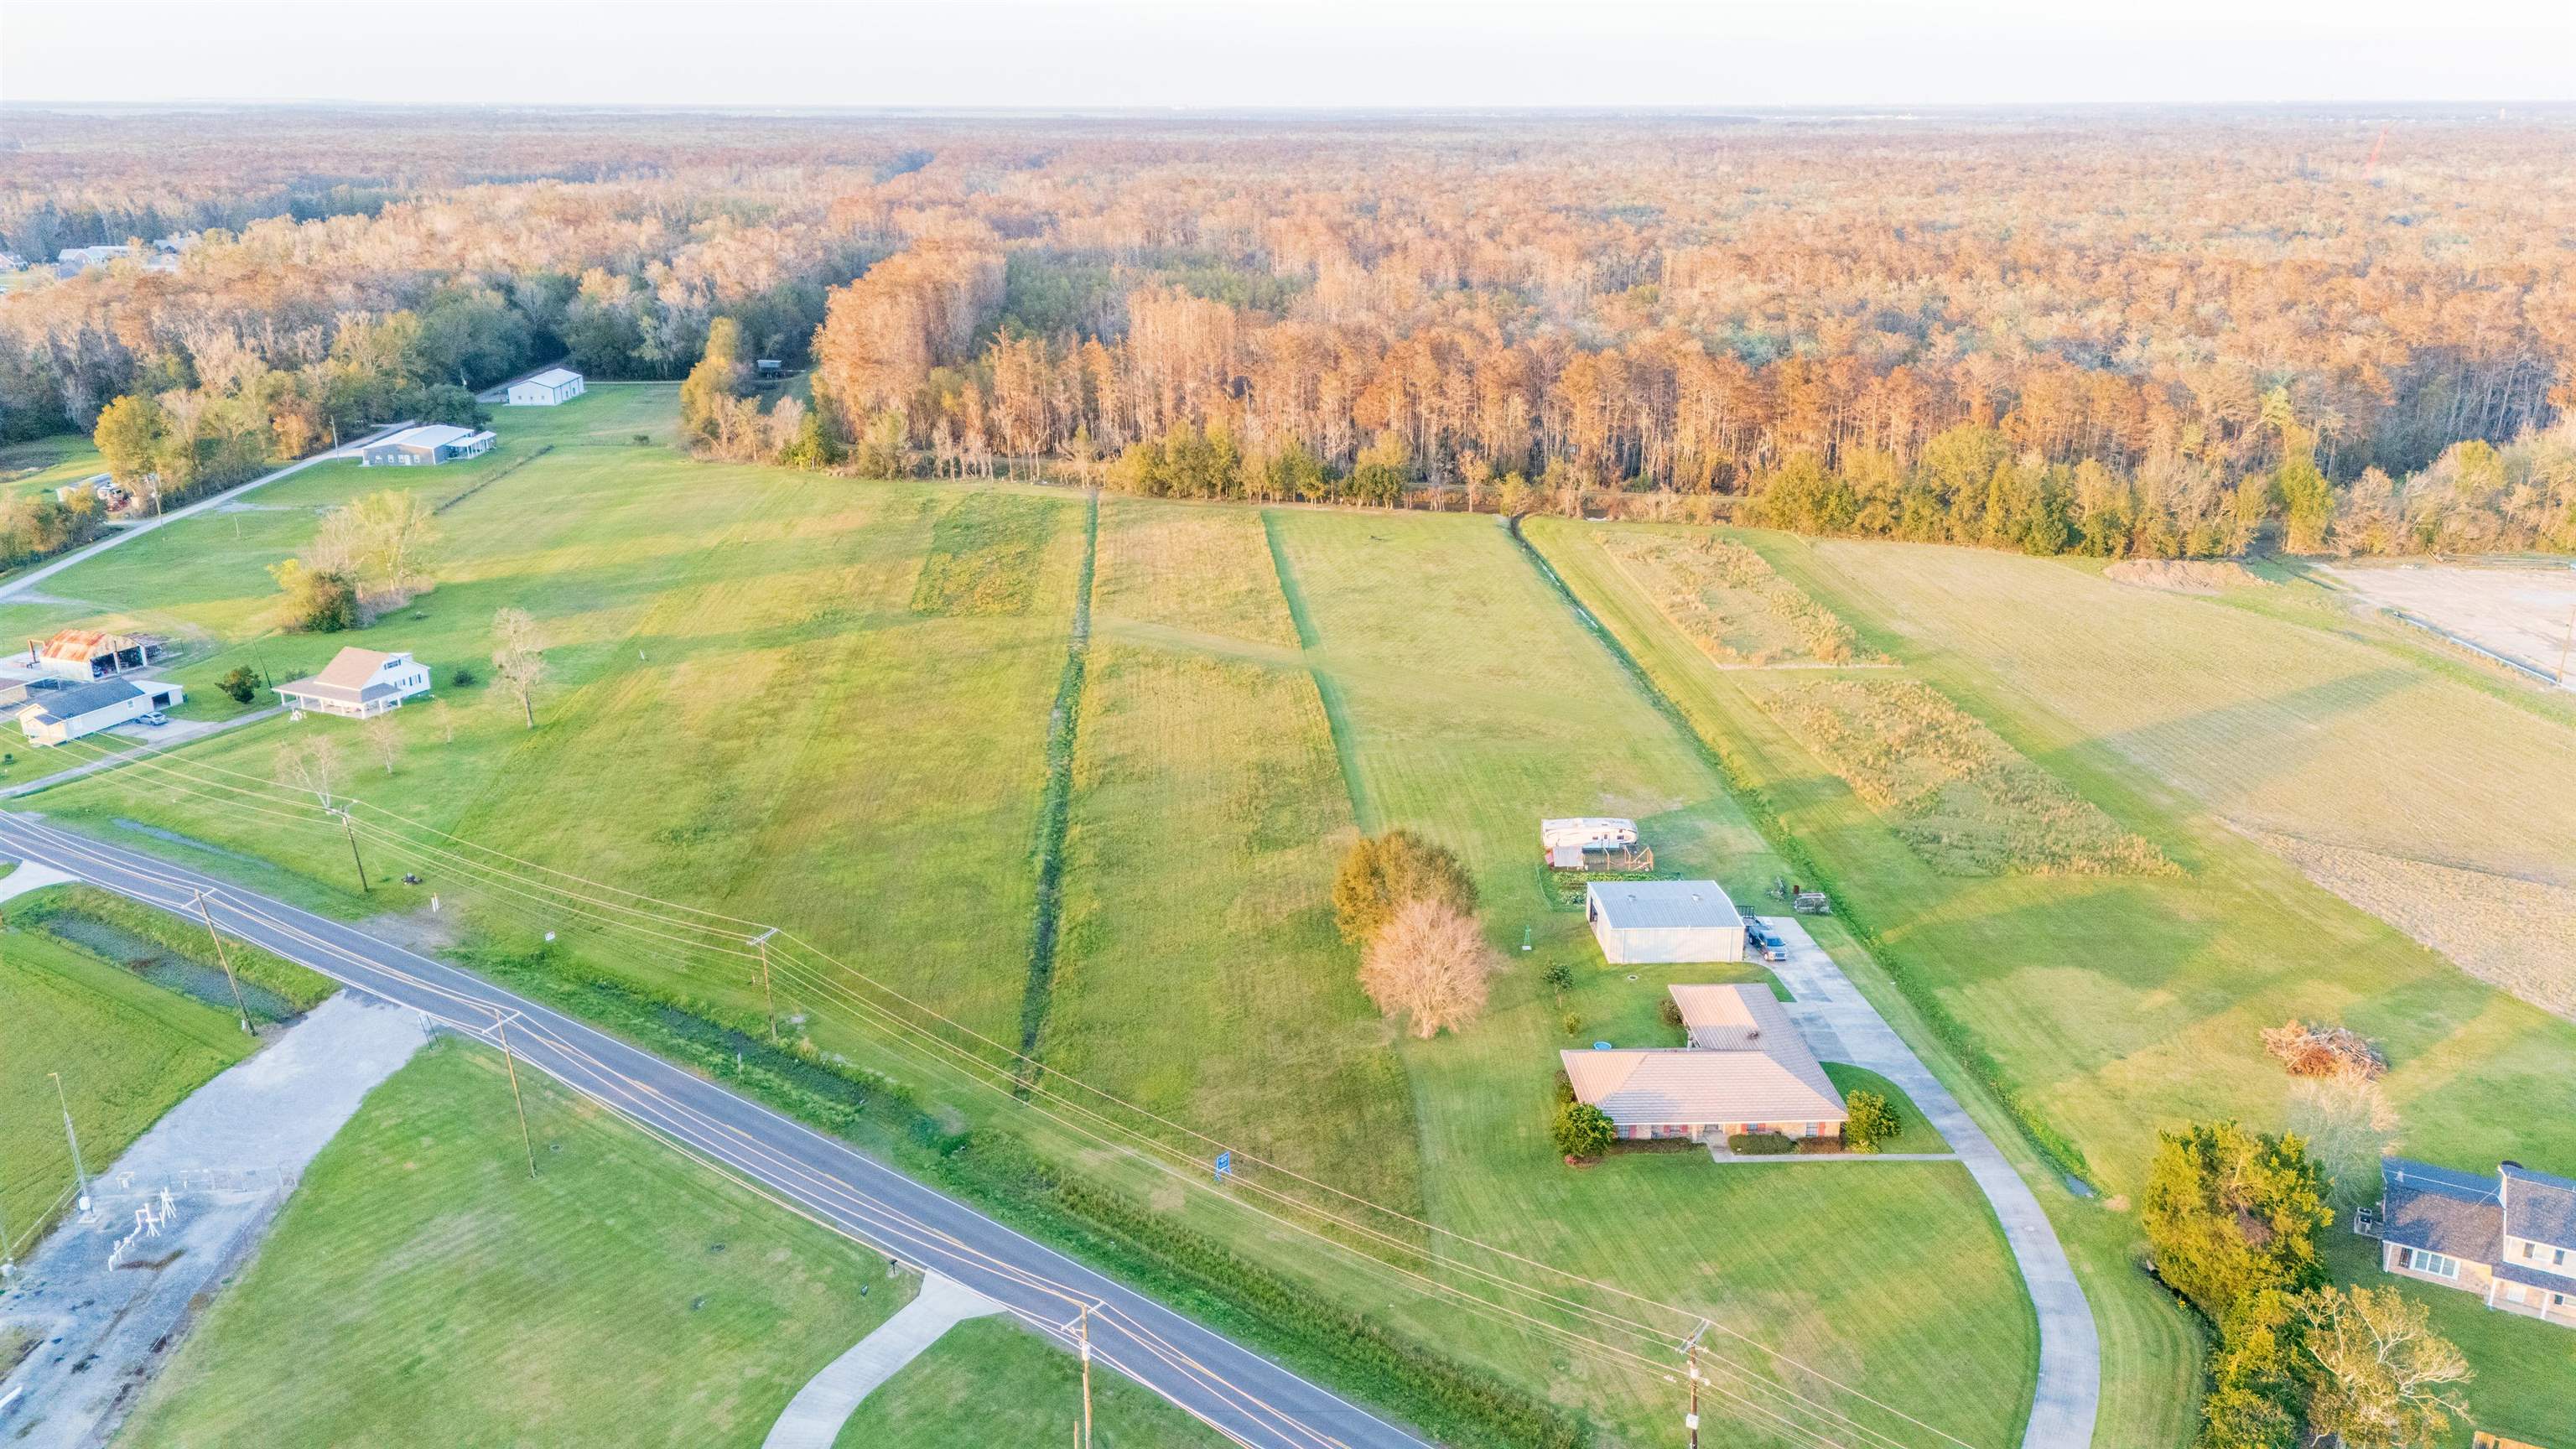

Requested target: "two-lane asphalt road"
[{"left": 0, "top": 813, "right": 1425, "bottom": 1449}]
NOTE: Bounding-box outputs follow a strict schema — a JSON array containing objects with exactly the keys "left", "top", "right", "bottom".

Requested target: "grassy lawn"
[
  {"left": 1265, "top": 507, "right": 2038, "bottom": 1449},
  {"left": 0, "top": 923, "right": 252, "bottom": 1257},
  {"left": 0, "top": 433, "right": 104, "bottom": 503},
  {"left": 118, "top": 1036, "right": 912, "bottom": 1447},
  {"left": 833, "top": 1316, "right": 1223, "bottom": 1449},
  {"left": 1525, "top": 516, "right": 2576, "bottom": 1446},
  {"left": 1821, "top": 1063, "right": 1950, "bottom": 1155}
]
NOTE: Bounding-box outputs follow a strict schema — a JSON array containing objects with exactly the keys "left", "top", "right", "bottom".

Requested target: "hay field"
[
  {"left": 121, "top": 1038, "right": 907, "bottom": 1447},
  {"left": 1741, "top": 675, "right": 2177, "bottom": 877},
  {"left": 1601, "top": 528, "right": 1874, "bottom": 665},
  {"left": 911, "top": 491, "right": 1065, "bottom": 615}
]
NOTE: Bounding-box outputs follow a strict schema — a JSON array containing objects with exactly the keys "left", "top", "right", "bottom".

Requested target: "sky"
[{"left": 5, "top": 0, "right": 2574, "bottom": 110}]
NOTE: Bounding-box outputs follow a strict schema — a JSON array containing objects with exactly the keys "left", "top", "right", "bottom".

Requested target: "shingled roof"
[{"left": 1561, "top": 984, "right": 1844, "bottom": 1129}]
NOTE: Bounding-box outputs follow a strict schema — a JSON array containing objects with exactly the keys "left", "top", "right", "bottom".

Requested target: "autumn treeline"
[{"left": 8, "top": 107, "right": 2576, "bottom": 559}]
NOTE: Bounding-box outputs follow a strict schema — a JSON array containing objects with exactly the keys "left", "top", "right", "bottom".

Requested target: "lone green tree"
[
  {"left": 1332, "top": 828, "right": 1478, "bottom": 945},
  {"left": 1842, "top": 1088, "right": 1900, "bottom": 1152}
]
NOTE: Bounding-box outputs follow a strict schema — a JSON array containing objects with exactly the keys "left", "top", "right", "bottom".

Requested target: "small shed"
[
  {"left": 1586, "top": 879, "right": 1746, "bottom": 964},
  {"left": 361, "top": 425, "right": 495, "bottom": 467},
  {"left": 18, "top": 678, "right": 183, "bottom": 745},
  {"left": 506, "top": 367, "right": 585, "bottom": 406}
]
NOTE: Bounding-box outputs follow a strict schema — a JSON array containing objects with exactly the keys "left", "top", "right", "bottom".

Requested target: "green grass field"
[
  {"left": 0, "top": 434, "right": 105, "bottom": 502},
  {"left": 8, "top": 410, "right": 2044, "bottom": 1449},
  {"left": 833, "top": 1316, "right": 1223, "bottom": 1449},
  {"left": 1525, "top": 515, "right": 2576, "bottom": 1446},
  {"left": 0, "top": 922, "right": 252, "bottom": 1257},
  {"left": 119, "top": 1036, "right": 913, "bottom": 1447}
]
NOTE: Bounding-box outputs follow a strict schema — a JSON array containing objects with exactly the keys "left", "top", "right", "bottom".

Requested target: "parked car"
[
  {"left": 138, "top": 711, "right": 169, "bottom": 726},
  {"left": 1763, "top": 945, "right": 1789, "bottom": 963}
]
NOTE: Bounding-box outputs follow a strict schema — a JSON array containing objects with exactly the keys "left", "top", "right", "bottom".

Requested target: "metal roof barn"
[{"left": 1584, "top": 880, "right": 1747, "bottom": 963}]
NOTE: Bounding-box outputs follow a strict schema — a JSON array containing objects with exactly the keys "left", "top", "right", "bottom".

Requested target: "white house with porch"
[{"left": 277, "top": 647, "right": 433, "bottom": 719}]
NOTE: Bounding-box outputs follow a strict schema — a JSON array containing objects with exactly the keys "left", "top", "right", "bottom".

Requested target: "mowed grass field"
[
  {"left": 9, "top": 415, "right": 2046, "bottom": 1449},
  {"left": 18, "top": 388, "right": 1083, "bottom": 1052},
  {"left": 1527, "top": 516, "right": 2576, "bottom": 1446},
  {"left": 0, "top": 433, "right": 105, "bottom": 502},
  {"left": 1262, "top": 508, "right": 2038, "bottom": 1449},
  {"left": 0, "top": 923, "right": 252, "bottom": 1256},
  {"left": 119, "top": 1036, "right": 911, "bottom": 1448},
  {"left": 832, "top": 1317, "right": 1223, "bottom": 1449}
]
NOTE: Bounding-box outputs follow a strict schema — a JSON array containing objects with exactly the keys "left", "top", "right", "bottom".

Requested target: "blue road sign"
[{"left": 1213, "top": 1150, "right": 1234, "bottom": 1182}]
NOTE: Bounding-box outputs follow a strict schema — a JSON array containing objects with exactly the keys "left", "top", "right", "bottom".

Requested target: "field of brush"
[
  {"left": 4, "top": 397, "right": 2042, "bottom": 1449},
  {"left": 1525, "top": 516, "right": 2576, "bottom": 1446},
  {"left": 1598, "top": 527, "right": 1875, "bottom": 666}
]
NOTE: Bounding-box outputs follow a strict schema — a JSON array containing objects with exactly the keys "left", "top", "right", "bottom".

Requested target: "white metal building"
[
  {"left": 506, "top": 367, "right": 585, "bottom": 406},
  {"left": 1585, "top": 879, "right": 1747, "bottom": 964},
  {"left": 360, "top": 424, "right": 495, "bottom": 467},
  {"left": 18, "top": 678, "right": 184, "bottom": 745},
  {"left": 276, "top": 647, "right": 433, "bottom": 719}
]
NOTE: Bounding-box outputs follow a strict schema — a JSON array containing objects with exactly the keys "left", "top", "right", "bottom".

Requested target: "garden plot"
[{"left": 1600, "top": 529, "right": 1877, "bottom": 666}]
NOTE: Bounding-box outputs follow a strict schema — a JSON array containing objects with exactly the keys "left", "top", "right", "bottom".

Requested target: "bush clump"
[
  {"left": 1844, "top": 1088, "right": 1901, "bottom": 1152},
  {"left": 1332, "top": 828, "right": 1477, "bottom": 945},
  {"left": 1727, "top": 1132, "right": 1795, "bottom": 1156},
  {"left": 1552, "top": 1102, "right": 1616, "bottom": 1160}
]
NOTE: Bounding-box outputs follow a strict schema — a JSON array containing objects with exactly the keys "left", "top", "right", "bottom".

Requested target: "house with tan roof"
[
  {"left": 1561, "top": 983, "right": 1847, "bottom": 1144},
  {"left": 277, "top": 647, "right": 433, "bottom": 719}
]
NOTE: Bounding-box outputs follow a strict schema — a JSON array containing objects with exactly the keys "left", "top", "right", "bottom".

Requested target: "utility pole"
[
  {"left": 193, "top": 890, "right": 254, "bottom": 1036},
  {"left": 494, "top": 1011, "right": 538, "bottom": 1180},
  {"left": 750, "top": 927, "right": 780, "bottom": 1046},
  {"left": 335, "top": 808, "right": 370, "bottom": 893},
  {"left": 2555, "top": 602, "right": 2573, "bottom": 688},
  {"left": 1076, "top": 1303, "right": 1094, "bottom": 1449},
  {"left": 49, "top": 1072, "right": 90, "bottom": 1214},
  {"left": 1682, "top": 1319, "right": 1708, "bottom": 1449}
]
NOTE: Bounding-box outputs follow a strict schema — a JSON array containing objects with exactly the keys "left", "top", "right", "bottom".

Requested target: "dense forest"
[{"left": 5, "top": 106, "right": 2573, "bottom": 557}]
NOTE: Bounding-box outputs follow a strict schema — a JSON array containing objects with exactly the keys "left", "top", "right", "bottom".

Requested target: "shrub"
[
  {"left": 1844, "top": 1088, "right": 1900, "bottom": 1152},
  {"left": 1541, "top": 961, "right": 1573, "bottom": 997},
  {"left": 1552, "top": 1102, "right": 1615, "bottom": 1159},
  {"left": 270, "top": 558, "right": 358, "bottom": 632},
  {"left": 450, "top": 664, "right": 477, "bottom": 688},
  {"left": 1332, "top": 828, "right": 1477, "bottom": 945},
  {"left": 1727, "top": 1132, "right": 1794, "bottom": 1156},
  {"left": 218, "top": 666, "right": 261, "bottom": 704},
  {"left": 1552, "top": 1068, "right": 1576, "bottom": 1106},
  {"left": 1560, "top": 1010, "right": 1581, "bottom": 1036}
]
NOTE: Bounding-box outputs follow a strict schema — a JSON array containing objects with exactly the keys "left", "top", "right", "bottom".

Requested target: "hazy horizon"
[{"left": 8, "top": 0, "right": 2575, "bottom": 110}]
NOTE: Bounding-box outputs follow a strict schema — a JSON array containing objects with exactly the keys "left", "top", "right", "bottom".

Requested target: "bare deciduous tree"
[
  {"left": 274, "top": 734, "right": 341, "bottom": 808},
  {"left": 1358, "top": 897, "right": 1497, "bottom": 1039},
  {"left": 361, "top": 712, "right": 402, "bottom": 775},
  {"left": 2288, "top": 1063, "right": 2401, "bottom": 1215},
  {"left": 2299, "top": 1285, "right": 2472, "bottom": 1449},
  {"left": 491, "top": 606, "right": 546, "bottom": 730},
  {"left": 428, "top": 698, "right": 456, "bottom": 743}
]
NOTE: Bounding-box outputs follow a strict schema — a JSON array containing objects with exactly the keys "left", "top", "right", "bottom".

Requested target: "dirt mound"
[{"left": 2104, "top": 559, "right": 2265, "bottom": 594}]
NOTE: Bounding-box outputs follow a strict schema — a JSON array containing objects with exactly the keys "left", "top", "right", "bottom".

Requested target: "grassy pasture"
[
  {"left": 1046, "top": 497, "right": 1420, "bottom": 1213},
  {"left": 1525, "top": 516, "right": 2576, "bottom": 1446},
  {"left": 833, "top": 1316, "right": 1223, "bottom": 1448},
  {"left": 119, "top": 1037, "right": 911, "bottom": 1447},
  {"left": 1265, "top": 508, "right": 2039, "bottom": 1449},
  {"left": 1738, "top": 674, "right": 2176, "bottom": 877},
  {"left": 0, "top": 923, "right": 252, "bottom": 1256},
  {"left": 23, "top": 387, "right": 1083, "bottom": 1048},
  {"left": 911, "top": 490, "right": 1063, "bottom": 615},
  {"left": 0, "top": 434, "right": 104, "bottom": 502}
]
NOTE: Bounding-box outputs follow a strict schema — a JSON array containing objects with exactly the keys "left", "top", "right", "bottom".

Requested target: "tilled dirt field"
[{"left": 2320, "top": 560, "right": 2576, "bottom": 687}]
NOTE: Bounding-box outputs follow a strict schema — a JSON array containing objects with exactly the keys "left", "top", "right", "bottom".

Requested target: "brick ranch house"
[
  {"left": 2367, "top": 1157, "right": 2576, "bottom": 1328},
  {"left": 1560, "top": 983, "right": 1847, "bottom": 1144}
]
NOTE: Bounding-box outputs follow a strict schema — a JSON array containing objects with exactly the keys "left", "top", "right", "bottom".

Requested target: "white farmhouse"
[
  {"left": 19, "top": 678, "right": 184, "bottom": 746},
  {"left": 506, "top": 367, "right": 585, "bottom": 406},
  {"left": 277, "top": 647, "right": 433, "bottom": 719},
  {"left": 1585, "top": 879, "right": 1747, "bottom": 964}
]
